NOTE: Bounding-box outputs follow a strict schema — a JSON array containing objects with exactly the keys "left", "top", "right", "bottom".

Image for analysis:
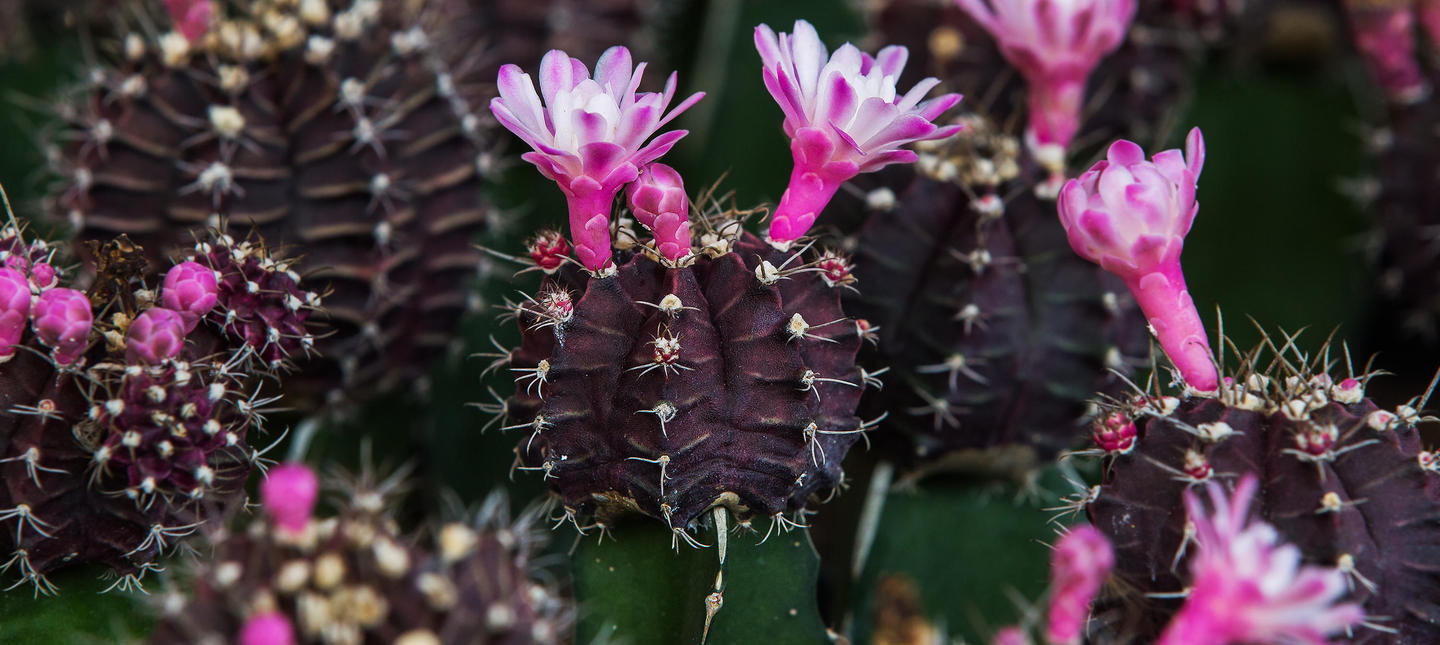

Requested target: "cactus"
[
  {"left": 46, "top": 0, "right": 489, "bottom": 407},
  {"left": 0, "top": 223, "right": 322, "bottom": 592},
  {"left": 147, "top": 462, "right": 569, "bottom": 645}
]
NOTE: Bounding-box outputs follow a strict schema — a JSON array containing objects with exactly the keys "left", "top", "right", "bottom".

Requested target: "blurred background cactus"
[{"left": 0, "top": 0, "right": 1438, "bottom": 644}]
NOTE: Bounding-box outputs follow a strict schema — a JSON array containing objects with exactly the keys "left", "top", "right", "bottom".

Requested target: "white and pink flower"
[
  {"left": 955, "top": 0, "right": 1137, "bottom": 171},
  {"left": 1047, "top": 526, "right": 1114, "bottom": 645},
  {"left": 754, "top": 19, "right": 962, "bottom": 245},
  {"left": 1057, "top": 127, "right": 1216, "bottom": 391},
  {"left": 491, "top": 47, "right": 704, "bottom": 271},
  {"left": 1159, "top": 474, "right": 1364, "bottom": 645}
]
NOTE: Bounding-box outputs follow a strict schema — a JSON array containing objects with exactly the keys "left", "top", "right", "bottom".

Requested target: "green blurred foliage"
[{"left": 0, "top": 566, "right": 150, "bottom": 643}]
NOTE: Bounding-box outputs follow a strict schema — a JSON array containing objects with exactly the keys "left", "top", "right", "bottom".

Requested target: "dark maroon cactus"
[
  {"left": 47, "top": 0, "right": 488, "bottom": 408},
  {"left": 0, "top": 227, "right": 322, "bottom": 592},
  {"left": 1080, "top": 336, "right": 1440, "bottom": 643},
  {"left": 147, "top": 474, "right": 568, "bottom": 645},
  {"left": 483, "top": 219, "right": 874, "bottom": 540}
]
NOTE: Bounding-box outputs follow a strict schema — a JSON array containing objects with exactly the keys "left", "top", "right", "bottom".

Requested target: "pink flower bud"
[
  {"left": 30, "top": 262, "right": 56, "bottom": 290},
  {"left": 1057, "top": 127, "right": 1217, "bottom": 392},
  {"left": 627, "top": 163, "right": 692, "bottom": 262},
  {"left": 261, "top": 463, "right": 319, "bottom": 535},
  {"left": 1091, "top": 411, "right": 1137, "bottom": 454},
  {"left": 239, "top": 611, "right": 294, "bottom": 645},
  {"left": 162, "top": 261, "right": 219, "bottom": 332},
  {"left": 0, "top": 269, "right": 31, "bottom": 361},
  {"left": 527, "top": 230, "right": 572, "bottom": 274},
  {"left": 956, "top": 0, "right": 1137, "bottom": 167},
  {"left": 163, "top": 0, "right": 212, "bottom": 42},
  {"left": 990, "top": 626, "right": 1031, "bottom": 645},
  {"left": 126, "top": 308, "right": 187, "bottom": 364},
  {"left": 3, "top": 253, "right": 27, "bottom": 272},
  {"left": 32, "top": 288, "right": 92, "bottom": 366},
  {"left": 1343, "top": 1, "right": 1429, "bottom": 104},
  {"left": 1046, "top": 526, "right": 1114, "bottom": 645}
]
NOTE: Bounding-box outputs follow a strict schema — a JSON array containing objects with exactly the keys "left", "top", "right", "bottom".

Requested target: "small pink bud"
[
  {"left": 527, "top": 230, "right": 571, "bottom": 274},
  {"left": 162, "top": 261, "right": 219, "bottom": 332},
  {"left": 1046, "top": 526, "right": 1114, "bottom": 645},
  {"left": 990, "top": 626, "right": 1031, "bottom": 645},
  {"left": 1331, "top": 377, "right": 1363, "bottom": 404},
  {"left": 30, "top": 262, "right": 56, "bottom": 289},
  {"left": 3, "top": 254, "right": 27, "bottom": 272},
  {"left": 627, "top": 163, "right": 693, "bottom": 262},
  {"left": 0, "top": 269, "right": 32, "bottom": 361},
  {"left": 1091, "top": 411, "right": 1137, "bottom": 454},
  {"left": 1343, "top": 1, "right": 1429, "bottom": 104},
  {"left": 126, "top": 308, "right": 187, "bottom": 364},
  {"left": 163, "top": 0, "right": 212, "bottom": 42},
  {"left": 32, "top": 287, "right": 92, "bottom": 366},
  {"left": 1057, "top": 128, "right": 1217, "bottom": 392},
  {"left": 261, "top": 463, "right": 319, "bottom": 535},
  {"left": 239, "top": 611, "right": 294, "bottom": 645}
]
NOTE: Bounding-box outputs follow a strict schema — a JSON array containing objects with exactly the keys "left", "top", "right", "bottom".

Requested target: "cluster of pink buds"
[
  {"left": 755, "top": 19, "right": 962, "bottom": 245},
  {"left": 490, "top": 47, "right": 704, "bottom": 272},
  {"left": 956, "top": 0, "right": 1137, "bottom": 178},
  {"left": 1341, "top": 0, "right": 1431, "bottom": 104},
  {"left": 163, "top": 0, "right": 212, "bottom": 42},
  {"left": 1157, "top": 474, "right": 1364, "bottom": 645},
  {"left": 259, "top": 462, "right": 320, "bottom": 536},
  {"left": 1057, "top": 127, "right": 1218, "bottom": 392},
  {"left": 32, "top": 287, "right": 92, "bottom": 366}
]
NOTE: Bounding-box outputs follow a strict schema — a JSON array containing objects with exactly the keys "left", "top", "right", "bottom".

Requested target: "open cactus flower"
[
  {"left": 956, "top": 0, "right": 1137, "bottom": 183},
  {"left": 1058, "top": 127, "right": 1218, "bottom": 392},
  {"left": 755, "top": 19, "right": 963, "bottom": 247}
]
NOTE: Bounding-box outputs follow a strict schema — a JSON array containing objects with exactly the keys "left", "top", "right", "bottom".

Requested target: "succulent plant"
[
  {"left": 0, "top": 223, "right": 322, "bottom": 592},
  {"left": 46, "top": 0, "right": 489, "bottom": 408},
  {"left": 147, "top": 462, "right": 569, "bottom": 645}
]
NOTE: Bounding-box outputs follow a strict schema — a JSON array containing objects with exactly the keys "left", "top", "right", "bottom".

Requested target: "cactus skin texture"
[
  {"left": 490, "top": 220, "right": 872, "bottom": 541},
  {"left": 0, "top": 227, "right": 322, "bottom": 593},
  {"left": 1081, "top": 337, "right": 1440, "bottom": 644},
  {"left": 147, "top": 485, "right": 567, "bottom": 644},
  {"left": 48, "top": 0, "right": 487, "bottom": 407}
]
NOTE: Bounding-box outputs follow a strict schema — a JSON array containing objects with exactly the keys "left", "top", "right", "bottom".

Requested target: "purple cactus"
[
  {"left": 162, "top": 260, "right": 219, "bottom": 332},
  {"left": 31, "top": 287, "right": 91, "bottom": 366},
  {"left": 125, "top": 307, "right": 186, "bottom": 364}
]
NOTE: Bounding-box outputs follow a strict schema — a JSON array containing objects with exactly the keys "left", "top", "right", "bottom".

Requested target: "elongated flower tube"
[
  {"left": 626, "top": 163, "right": 691, "bottom": 262},
  {"left": 1342, "top": 0, "right": 1429, "bottom": 103},
  {"left": 955, "top": 0, "right": 1137, "bottom": 172},
  {"left": 1157, "top": 475, "right": 1364, "bottom": 645},
  {"left": 31, "top": 287, "right": 92, "bottom": 366},
  {"left": 0, "top": 268, "right": 30, "bottom": 361},
  {"left": 1057, "top": 128, "right": 1216, "bottom": 391},
  {"left": 754, "top": 19, "right": 962, "bottom": 244},
  {"left": 1046, "top": 526, "right": 1113, "bottom": 645},
  {"left": 491, "top": 47, "right": 704, "bottom": 271}
]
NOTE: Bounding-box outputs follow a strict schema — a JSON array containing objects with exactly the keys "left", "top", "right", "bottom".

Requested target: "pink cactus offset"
[
  {"left": 31, "top": 287, "right": 92, "bottom": 366},
  {"left": 125, "top": 307, "right": 187, "bottom": 365},
  {"left": 955, "top": 0, "right": 1137, "bottom": 171},
  {"left": 490, "top": 47, "right": 704, "bottom": 271},
  {"left": 238, "top": 611, "right": 295, "bottom": 645},
  {"left": 754, "top": 19, "right": 962, "bottom": 244},
  {"left": 1046, "top": 526, "right": 1114, "bottom": 645},
  {"left": 1157, "top": 475, "right": 1364, "bottom": 645},
  {"left": 260, "top": 462, "right": 320, "bottom": 535},
  {"left": 162, "top": 260, "right": 219, "bottom": 332},
  {"left": 1057, "top": 127, "right": 1217, "bottom": 391},
  {"left": 163, "top": 0, "right": 212, "bottom": 42},
  {"left": 626, "top": 163, "right": 692, "bottom": 262},
  {"left": 0, "top": 268, "right": 31, "bottom": 361}
]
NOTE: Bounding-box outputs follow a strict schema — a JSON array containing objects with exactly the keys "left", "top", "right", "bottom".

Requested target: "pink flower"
[
  {"left": 1343, "top": 2, "right": 1429, "bottom": 104},
  {"left": 126, "top": 307, "right": 187, "bottom": 365},
  {"left": 163, "top": 0, "right": 212, "bottom": 42},
  {"left": 238, "top": 611, "right": 294, "bottom": 645},
  {"left": 0, "top": 269, "right": 30, "bottom": 362},
  {"left": 260, "top": 462, "right": 319, "bottom": 535},
  {"left": 956, "top": 0, "right": 1137, "bottom": 170},
  {"left": 754, "top": 20, "right": 962, "bottom": 244},
  {"left": 1047, "top": 526, "right": 1114, "bottom": 645},
  {"left": 626, "top": 163, "right": 692, "bottom": 262},
  {"left": 1158, "top": 475, "right": 1364, "bottom": 645},
  {"left": 162, "top": 260, "right": 219, "bottom": 332},
  {"left": 990, "top": 626, "right": 1031, "bottom": 645},
  {"left": 491, "top": 47, "right": 704, "bottom": 271},
  {"left": 31, "top": 287, "right": 92, "bottom": 366},
  {"left": 1057, "top": 128, "right": 1216, "bottom": 391}
]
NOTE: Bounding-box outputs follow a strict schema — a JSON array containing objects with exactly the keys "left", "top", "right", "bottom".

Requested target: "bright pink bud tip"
[
  {"left": 261, "top": 463, "right": 319, "bottom": 535},
  {"left": 990, "top": 626, "right": 1031, "bottom": 645},
  {"left": 31, "top": 287, "right": 92, "bottom": 366},
  {"left": 0, "top": 269, "right": 32, "bottom": 361},
  {"left": 1344, "top": 2, "right": 1429, "bottom": 104},
  {"left": 162, "top": 260, "right": 219, "bottom": 332},
  {"left": 627, "top": 163, "right": 692, "bottom": 262},
  {"left": 1046, "top": 526, "right": 1114, "bottom": 645},
  {"left": 1057, "top": 127, "right": 1217, "bottom": 392},
  {"left": 957, "top": 0, "right": 1137, "bottom": 163},
  {"left": 29, "top": 262, "right": 56, "bottom": 289},
  {"left": 239, "top": 611, "right": 295, "bottom": 645},
  {"left": 1158, "top": 474, "right": 1364, "bottom": 645},
  {"left": 163, "top": 0, "right": 212, "bottom": 42},
  {"left": 754, "top": 19, "right": 962, "bottom": 243},
  {"left": 126, "top": 307, "right": 187, "bottom": 365},
  {"left": 490, "top": 46, "right": 704, "bottom": 272}
]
